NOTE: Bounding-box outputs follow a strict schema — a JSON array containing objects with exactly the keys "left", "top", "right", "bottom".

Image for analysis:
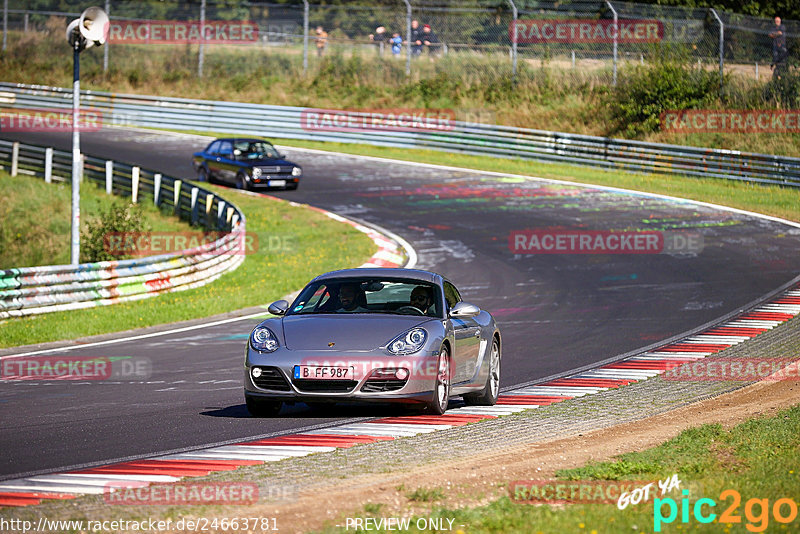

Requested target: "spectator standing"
[
  {"left": 422, "top": 23, "right": 440, "bottom": 56},
  {"left": 369, "top": 25, "right": 387, "bottom": 55},
  {"left": 390, "top": 32, "right": 403, "bottom": 57},
  {"left": 769, "top": 16, "right": 788, "bottom": 79},
  {"left": 314, "top": 26, "right": 328, "bottom": 57},
  {"left": 410, "top": 19, "right": 423, "bottom": 56}
]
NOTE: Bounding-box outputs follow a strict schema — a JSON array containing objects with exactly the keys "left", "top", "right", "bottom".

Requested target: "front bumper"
[{"left": 244, "top": 348, "right": 439, "bottom": 404}]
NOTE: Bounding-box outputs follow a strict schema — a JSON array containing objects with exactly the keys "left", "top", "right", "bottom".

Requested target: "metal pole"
[
  {"left": 302, "top": 0, "right": 309, "bottom": 74},
  {"left": 198, "top": 0, "right": 206, "bottom": 77},
  {"left": 403, "top": 0, "right": 411, "bottom": 76},
  {"left": 709, "top": 9, "right": 724, "bottom": 90},
  {"left": 2, "top": 0, "right": 7, "bottom": 52},
  {"left": 71, "top": 40, "right": 82, "bottom": 265},
  {"left": 605, "top": 1, "right": 617, "bottom": 86},
  {"left": 103, "top": 0, "right": 109, "bottom": 72},
  {"left": 507, "top": 0, "right": 518, "bottom": 79}
]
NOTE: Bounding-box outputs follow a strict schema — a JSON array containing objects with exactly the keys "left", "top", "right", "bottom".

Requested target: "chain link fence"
[{"left": 0, "top": 1, "right": 797, "bottom": 86}]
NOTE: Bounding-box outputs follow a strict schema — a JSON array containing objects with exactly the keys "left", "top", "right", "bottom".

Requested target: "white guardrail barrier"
[
  {"left": 1, "top": 82, "right": 799, "bottom": 187},
  {"left": 0, "top": 139, "right": 246, "bottom": 319}
]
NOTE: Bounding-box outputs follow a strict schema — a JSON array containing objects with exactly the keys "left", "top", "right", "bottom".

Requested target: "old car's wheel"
[
  {"left": 245, "top": 395, "right": 282, "bottom": 417},
  {"left": 426, "top": 346, "right": 451, "bottom": 415},
  {"left": 236, "top": 173, "right": 250, "bottom": 191},
  {"left": 463, "top": 337, "right": 500, "bottom": 406},
  {"left": 197, "top": 167, "right": 209, "bottom": 183}
]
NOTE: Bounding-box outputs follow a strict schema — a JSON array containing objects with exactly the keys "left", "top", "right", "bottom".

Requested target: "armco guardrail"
[
  {"left": 0, "top": 139, "right": 246, "bottom": 319},
  {"left": 2, "top": 82, "right": 799, "bottom": 187}
]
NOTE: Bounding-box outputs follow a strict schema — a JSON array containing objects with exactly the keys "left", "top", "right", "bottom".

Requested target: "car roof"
[
  {"left": 211, "top": 138, "right": 272, "bottom": 144},
  {"left": 312, "top": 268, "right": 441, "bottom": 284}
]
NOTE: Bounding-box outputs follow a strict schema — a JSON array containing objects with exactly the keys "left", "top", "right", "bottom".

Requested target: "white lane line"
[
  {"left": 629, "top": 355, "right": 706, "bottom": 361},
  {"left": 25, "top": 476, "right": 148, "bottom": 488},
  {"left": 52, "top": 473, "right": 180, "bottom": 482},
  {"left": 450, "top": 406, "right": 531, "bottom": 414},
  {"left": 0, "top": 482, "right": 106, "bottom": 495},
  {"left": 574, "top": 369, "right": 661, "bottom": 379},
  {"left": 353, "top": 423, "right": 453, "bottom": 432},
  {"left": 510, "top": 386, "right": 604, "bottom": 396}
]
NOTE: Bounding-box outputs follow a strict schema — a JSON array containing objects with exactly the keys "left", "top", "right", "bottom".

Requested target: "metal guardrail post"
[
  {"left": 105, "top": 160, "right": 113, "bottom": 193},
  {"left": 198, "top": 0, "right": 206, "bottom": 78},
  {"left": 131, "top": 166, "right": 140, "bottom": 203},
  {"left": 45, "top": 148, "right": 53, "bottom": 183},
  {"left": 173, "top": 180, "right": 182, "bottom": 216},
  {"left": 507, "top": 0, "right": 518, "bottom": 79},
  {"left": 302, "top": 0, "right": 309, "bottom": 74},
  {"left": 710, "top": 9, "right": 724, "bottom": 90},
  {"left": 10, "top": 141, "right": 18, "bottom": 176},
  {"left": 190, "top": 186, "right": 199, "bottom": 225},
  {"left": 403, "top": 0, "right": 411, "bottom": 76},
  {"left": 606, "top": 0, "right": 618, "bottom": 86},
  {"left": 154, "top": 173, "right": 162, "bottom": 206},
  {"left": 103, "top": 0, "right": 109, "bottom": 73}
]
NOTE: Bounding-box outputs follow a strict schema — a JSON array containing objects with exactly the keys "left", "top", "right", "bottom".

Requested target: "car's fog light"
[
  {"left": 395, "top": 368, "right": 409, "bottom": 380},
  {"left": 251, "top": 367, "right": 262, "bottom": 378}
]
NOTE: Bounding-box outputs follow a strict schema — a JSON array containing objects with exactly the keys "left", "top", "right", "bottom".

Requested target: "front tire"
[
  {"left": 245, "top": 395, "right": 282, "bottom": 417},
  {"left": 425, "top": 346, "right": 451, "bottom": 415},
  {"left": 236, "top": 173, "right": 250, "bottom": 191},
  {"left": 463, "top": 337, "right": 500, "bottom": 406}
]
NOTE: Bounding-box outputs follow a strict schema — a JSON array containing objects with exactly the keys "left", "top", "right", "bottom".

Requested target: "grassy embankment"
[
  {"left": 1, "top": 23, "right": 798, "bottom": 157},
  {"left": 0, "top": 172, "right": 376, "bottom": 348},
  {"left": 0, "top": 171, "right": 187, "bottom": 268},
  {"left": 319, "top": 405, "right": 800, "bottom": 533}
]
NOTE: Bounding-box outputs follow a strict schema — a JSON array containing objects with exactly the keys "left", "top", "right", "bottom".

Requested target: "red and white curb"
[{"left": 2, "top": 289, "right": 797, "bottom": 507}]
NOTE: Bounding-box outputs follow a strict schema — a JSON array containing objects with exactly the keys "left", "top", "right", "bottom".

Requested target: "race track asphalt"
[{"left": 2, "top": 128, "right": 799, "bottom": 479}]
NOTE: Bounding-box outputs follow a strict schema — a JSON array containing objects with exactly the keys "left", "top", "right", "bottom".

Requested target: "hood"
[
  {"left": 281, "top": 315, "right": 430, "bottom": 352},
  {"left": 248, "top": 157, "right": 296, "bottom": 167}
]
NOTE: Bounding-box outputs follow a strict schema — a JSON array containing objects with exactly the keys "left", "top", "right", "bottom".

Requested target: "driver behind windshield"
[
  {"left": 337, "top": 284, "right": 368, "bottom": 312},
  {"left": 410, "top": 286, "right": 434, "bottom": 315}
]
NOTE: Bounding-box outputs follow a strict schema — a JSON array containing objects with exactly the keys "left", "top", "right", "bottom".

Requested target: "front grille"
[
  {"left": 293, "top": 379, "right": 358, "bottom": 393},
  {"left": 252, "top": 366, "right": 291, "bottom": 391},
  {"left": 361, "top": 379, "right": 408, "bottom": 392},
  {"left": 257, "top": 165, "right": 293, "bottom": 174}
]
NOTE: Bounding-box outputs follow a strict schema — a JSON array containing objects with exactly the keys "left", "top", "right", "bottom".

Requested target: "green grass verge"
[
  {"left": 317, "top": 404, "right": 800, "bottom": 533},
  {"left": 0, "top": 171, "right": 188, "bottom": 268},
  {"left": 0, "top": 182, "right": 376, "bottom": 348}
]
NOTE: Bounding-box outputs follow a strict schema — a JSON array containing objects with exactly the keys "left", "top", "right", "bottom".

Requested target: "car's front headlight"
[
  {"left": 387, "top": 328, "right": 427, "bottom": 355},
  {"left": 291, "top": 166, "right": 302, "bottom": 177},
  {"left": 252, "top": 167, "right": 262, "bottom": 178},
  {"left": 250, "top": 326, "right": 279, "bottom": 352}
]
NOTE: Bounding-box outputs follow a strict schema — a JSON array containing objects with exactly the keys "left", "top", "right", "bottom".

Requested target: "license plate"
[
  {"left": 269, "top": 179, "right": 286, "bottom": 187},
  {"left": 294, "top": 365, "right": 353, "bottom": 380}
]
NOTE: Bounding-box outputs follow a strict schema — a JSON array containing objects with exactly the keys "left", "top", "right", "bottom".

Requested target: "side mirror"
[
  {"left": 268, "top": 300, "right": 289, "bottom": 316},
  {"left": 449, "top": 301, "right": 480, "bottom": 318}
]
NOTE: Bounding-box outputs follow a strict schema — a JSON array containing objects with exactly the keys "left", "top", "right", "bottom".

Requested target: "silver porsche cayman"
[{"left": 244, "top": 268, "right": 501, "bottom": 416}]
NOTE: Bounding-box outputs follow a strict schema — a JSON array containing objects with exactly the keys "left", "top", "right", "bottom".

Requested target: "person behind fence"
[
  {"left": 422, "top": 23, "right": 440, "bottom": 56},
  {"left": 410, "top": 19, "right": 423, "bottom": 56},
  {"left": 390, "top": 32, "right": 403, "bottom": 57},
  {"left": 769, "top": 16, "right": 788, "bottom": 78},
  {"left": 315, "top": 26, "right": 328, "bottom": 57},
  {"left": 369, "top": 25, "right": 387, "bottom": 55}
]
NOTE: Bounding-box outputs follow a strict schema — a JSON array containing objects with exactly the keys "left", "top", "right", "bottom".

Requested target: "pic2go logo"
[{"left": 654, "top": 489, "right": 798, "bottom": 532}]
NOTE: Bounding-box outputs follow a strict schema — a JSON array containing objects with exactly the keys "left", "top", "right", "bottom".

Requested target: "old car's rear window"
[{"left": 288, "top": 278, "right": 442, "bottom": 317}]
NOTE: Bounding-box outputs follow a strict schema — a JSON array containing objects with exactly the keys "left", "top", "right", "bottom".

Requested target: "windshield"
[
  {"left": 287, "top": 278, "right": 442, "bottom": 317},
  {"left": 233, "top": 140, "right": 280, "bottom": 160}
]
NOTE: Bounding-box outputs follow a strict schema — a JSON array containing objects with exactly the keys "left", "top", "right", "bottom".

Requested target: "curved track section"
[{"left": 1, "top": 128, "right": 800, "bottom": 480}]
